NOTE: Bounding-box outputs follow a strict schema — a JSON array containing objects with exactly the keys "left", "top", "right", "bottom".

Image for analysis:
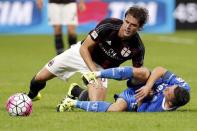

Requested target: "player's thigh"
[
  {"left": 45, "top": 42, "right": 87, "bottom": 81},
  {"left": 48, "top": 3, "right": 61, "bottom": 25},
  {"left": 107, "top": 98, "right": 127, "bottom": 112},
  {"left": 35, "top": 67, "right": 56, "bottom": 82}
]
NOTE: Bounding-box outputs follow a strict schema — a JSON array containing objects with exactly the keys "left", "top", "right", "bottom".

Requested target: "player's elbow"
[
  {"left": 79, "top": 44, "right": 87, "bottom": 56},
  {"left": 153, "top": 66, "right": 167, "bottom": 74}
]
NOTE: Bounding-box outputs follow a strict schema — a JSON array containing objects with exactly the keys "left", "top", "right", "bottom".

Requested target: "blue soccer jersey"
[{"left": 118, "top": 71, "right": 190, "bottom": 112}]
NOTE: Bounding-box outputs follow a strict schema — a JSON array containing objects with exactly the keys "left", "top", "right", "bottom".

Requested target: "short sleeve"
[{"left": 162, "top": 71, "right": 190, "bottom": 91}]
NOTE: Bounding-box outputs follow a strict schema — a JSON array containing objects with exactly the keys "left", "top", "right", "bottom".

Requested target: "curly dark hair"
[
  {"left": 125, "top": 6, "right": 149, "bottom": 29},
  {"left": 172, "top": 86, "right": 190, "bottom": 107}
]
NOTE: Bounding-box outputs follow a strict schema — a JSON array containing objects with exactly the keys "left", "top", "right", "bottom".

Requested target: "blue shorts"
[{"left": 118, "top": 88, "right": 138, "bottom": 112}]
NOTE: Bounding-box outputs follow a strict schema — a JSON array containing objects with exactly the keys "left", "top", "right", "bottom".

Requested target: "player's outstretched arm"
[{"left": 135, "top": 66, "right": 167, "bottom": 102}]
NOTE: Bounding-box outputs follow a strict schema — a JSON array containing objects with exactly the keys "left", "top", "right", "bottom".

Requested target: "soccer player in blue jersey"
[{"left": 57, "top": 66, "right": 190, "bottom": 112}]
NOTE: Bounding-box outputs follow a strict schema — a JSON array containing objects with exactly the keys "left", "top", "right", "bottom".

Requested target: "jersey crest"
[
  {"left": 106, "top": 40, "right": 111, "bottom": 45},
  {"left": 121, "top": 47, "right": 131, "bottom": 57}
]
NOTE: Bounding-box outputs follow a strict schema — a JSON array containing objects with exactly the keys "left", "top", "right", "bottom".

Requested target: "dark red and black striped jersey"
[
  {"left": 49, "top": 0, "right": 76, "bottom": 4},
  {"left": 84, "top": 18, "right": 145, "bottom": 69}
]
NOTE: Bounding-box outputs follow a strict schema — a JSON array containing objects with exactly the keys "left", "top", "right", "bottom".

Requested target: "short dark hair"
[
  {"left": 125, "top": 6, "right": 149, "bottom": 29},
  {"left": 172, "top": 86, "right": 190, "bottom": 107}
]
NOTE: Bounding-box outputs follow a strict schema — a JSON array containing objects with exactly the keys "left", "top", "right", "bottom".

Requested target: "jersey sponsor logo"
[
  {"left": 121, "top": 47, "right": 131, "bottom": 57},
  {"left": 99, "top": 43, "right": 121, "bottom": 60},
  {"left": 106, "top": 40, "right": 111, "bottom": 45},
  {"left": 100, "top": 47, "right": 121, "bottom": 60},
  {"left": 91, "top": 30, "right": 98, "bottom": 39},
  {"left": 156, "top": 83, "right": 167, "bottom": 92}
]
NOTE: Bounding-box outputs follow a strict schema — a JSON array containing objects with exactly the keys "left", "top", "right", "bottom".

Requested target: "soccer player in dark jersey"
[
  {"left": 36, "top": 0, "right": 86, "bottom": 54},
  {"left": 57, "top": 66, "right": 190, "bottom": 112},
  {"left": 27, "top": 6, "right": 149, "bottom": 102}
]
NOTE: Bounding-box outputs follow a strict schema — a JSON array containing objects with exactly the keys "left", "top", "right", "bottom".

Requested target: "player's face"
[
  {"left": 121, "top": 14, "right": 140, "bottom": 38},
  {"left": 163, "top": 85, "right": 177, "bottom": 104}
]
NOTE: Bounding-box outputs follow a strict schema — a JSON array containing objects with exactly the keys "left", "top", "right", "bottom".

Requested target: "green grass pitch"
[{"left": 0, "top": 31, "right": 197, "bottom": 131}]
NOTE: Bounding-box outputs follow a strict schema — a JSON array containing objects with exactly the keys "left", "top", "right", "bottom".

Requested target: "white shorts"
[
  {"left": 45, "top": 42, "right": 108, "bottom": 87},
  {"left": 48, "top": 3, "right": 78, "bottom": 25}
]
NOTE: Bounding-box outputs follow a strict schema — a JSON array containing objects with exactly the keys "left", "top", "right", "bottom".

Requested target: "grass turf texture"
[{"left": 0, "top": 32, "right": 197, "bottom": 131}]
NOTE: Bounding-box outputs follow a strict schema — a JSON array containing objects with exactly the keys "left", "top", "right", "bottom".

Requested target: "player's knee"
[
  {"left": 107, "top": 98, "right": 127, "bottom": 112},
  {"left": 67, "top": 25, "right": 76, "bottom": 34},
  {"left": 108, "top": 106, "right": 125, "bottom": 112},
  {"left": 34, "top": 71, "right": 51, "bottom": 82},
  {"left": 34, "top": 68, "right": 56, "bottom": 82},
  {"left": 133, "top": 67, "right": 150, "bottom": 82},
  {"left": 34, "top": 74, "right": 46, "bottom": 82},
  {"left": 88, "top": 84, "right": 106, "bottom": 101}
]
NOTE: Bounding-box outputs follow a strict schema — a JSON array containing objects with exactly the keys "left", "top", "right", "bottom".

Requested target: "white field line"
[{"left": 157, "top": 36, "right": 196, "bottom": 45}]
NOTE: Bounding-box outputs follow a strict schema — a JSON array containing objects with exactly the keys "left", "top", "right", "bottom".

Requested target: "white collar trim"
[{"left": 162, "top": 98, "right": 176, "bottom": 111}]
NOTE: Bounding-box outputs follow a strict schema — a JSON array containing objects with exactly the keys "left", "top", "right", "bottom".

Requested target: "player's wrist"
[{"left": 145, "top": 84, "right": 153, "bottom": 91}]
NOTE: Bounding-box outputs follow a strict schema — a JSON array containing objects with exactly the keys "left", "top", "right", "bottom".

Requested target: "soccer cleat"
[
  {"left": 82, "top": 72, "right": 97, "bottom": 85},
  {"left": 57, "top": 83, "right": 81, "bottom": 110},
  {"left": 56, "top": 97, "right": 76, "bottom": 112},
  {"left": 32, "top": 92, "right": 42, "bottom": 101},
  {"left": 67, "top": 83, "right": 80, "bottom": 99}
]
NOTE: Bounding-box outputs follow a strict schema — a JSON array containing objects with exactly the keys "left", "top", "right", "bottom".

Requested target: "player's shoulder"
[
  {"left": 98, "top": 18, "right": 123, "bottom": 27},
  {"left": 162, "top": 71, "right": 175, "bottom": 80},
  {"left": 94, "top": 18, "right": 122, "bottom": 33},
  {"left": 130, "top": 32, "right": 144, "bottom": 47},
  {"left": 104, "top": 18, "right": 122, "bottom": 23},
  {"left": 132, "top": 32, "right": 142, "bottom": 40}
]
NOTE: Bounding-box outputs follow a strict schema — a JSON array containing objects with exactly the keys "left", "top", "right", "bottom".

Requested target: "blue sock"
[
  {"left": 100, "top": 67, "right": 133, "bottom": 80},
  {"left": 76, "top": 101, "right": 111, "bottom": 112}
]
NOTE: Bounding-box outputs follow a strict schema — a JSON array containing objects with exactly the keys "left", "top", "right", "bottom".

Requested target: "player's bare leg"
[
  {"left": 107, "top": 98, "right": 127, "bottom": 112},
  {"left": 35, "top": 67, "right": 56, "bottom": 82},
  {"left": 28, "top": 67, "right": 56, "bottom": 99}
]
